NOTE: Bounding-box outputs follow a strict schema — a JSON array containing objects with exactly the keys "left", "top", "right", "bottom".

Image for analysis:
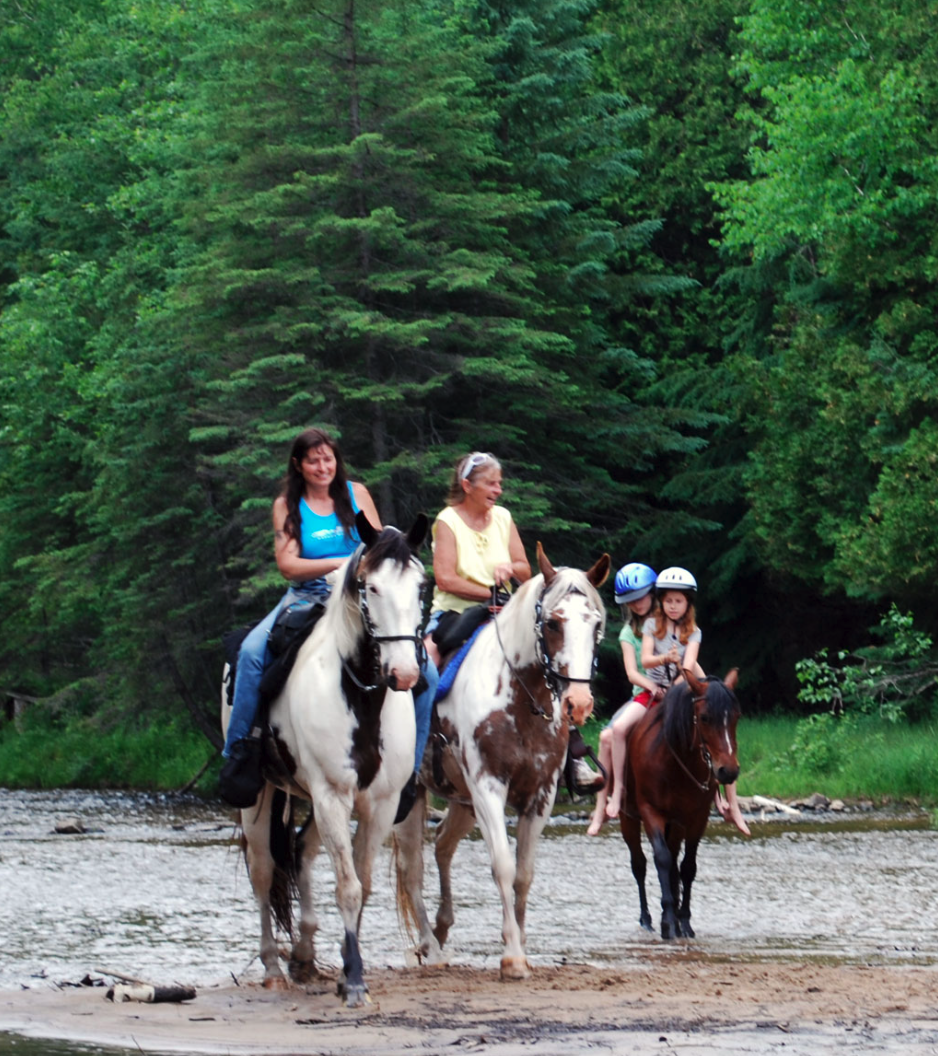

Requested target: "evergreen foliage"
[{"left": 1, "top": 0, "right": 938, "bottom": 766}]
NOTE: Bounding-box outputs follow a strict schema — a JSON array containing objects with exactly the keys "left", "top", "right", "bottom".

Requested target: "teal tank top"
[{"left": 298, "top": 481, "right": 361, "bottom": 560}]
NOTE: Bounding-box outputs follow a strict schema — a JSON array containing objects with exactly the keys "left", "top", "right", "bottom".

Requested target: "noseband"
[{"left": 495, "top": 580, "right": 602, "bottom": 721}]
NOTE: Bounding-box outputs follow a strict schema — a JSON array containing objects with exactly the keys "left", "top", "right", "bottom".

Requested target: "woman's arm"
[
  {"left": 432, "top": 520, "right": 493, "bottom": 603},
  {"left": 493, "top": 520, "right": 531, "bottom": 587},
  {"left": 351, "top": 482, "right": 382, "bottom": 533}
]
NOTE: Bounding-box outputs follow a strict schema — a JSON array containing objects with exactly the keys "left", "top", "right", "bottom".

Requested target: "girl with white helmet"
[
  {"left": 640, "top": 566, "right": 702, "bottom": 693},
  {"left": 586, "top": 562, "right": 664, "bottom": 836}
]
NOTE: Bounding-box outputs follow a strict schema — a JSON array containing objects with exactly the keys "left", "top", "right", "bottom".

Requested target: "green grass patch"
[
  {"left": 582, "top": 712, "right": 938, "bottom": 806},
  {"left": 0, "top": 703, "right": 217, "bottom": 793}
]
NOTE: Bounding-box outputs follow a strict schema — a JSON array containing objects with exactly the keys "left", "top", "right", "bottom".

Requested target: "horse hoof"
[
  {"left": 499, "top": 956, "right": 532, "bottom": 981},
  {"left": 263, "top": 975, "right": 290, "bottom": 991},
  {"left": 678, "top": 921, "right": 696, "bottom": 939},
  {"left": 288, "top": 957, "right": 319, "bottom": 984},
  {"left": 342, "top": 985, "right": 371, "bottom": 1009},
  {"left": 639, "top": 916, "right": 653, "bottom": 932}
]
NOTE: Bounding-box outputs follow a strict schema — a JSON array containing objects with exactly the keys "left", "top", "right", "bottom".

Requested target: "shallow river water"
[{"left": 1, "top": 789, "right": 936, "bottom": 995}]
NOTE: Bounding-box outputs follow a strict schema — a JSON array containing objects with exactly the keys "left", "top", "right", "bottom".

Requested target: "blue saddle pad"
[{"left": 434, "top": 624, "right": 486, "bottom": 703}]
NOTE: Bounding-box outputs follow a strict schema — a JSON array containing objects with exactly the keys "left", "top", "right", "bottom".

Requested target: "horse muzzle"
[
  {"left": 563, "top": 685, "right": 594, "bottom": 727},
  {"left": 713, "top": 762, "right": 740, "bottom": 785},
  {"left": 384, "top": 667, "right": 419, "bottom": 693}
]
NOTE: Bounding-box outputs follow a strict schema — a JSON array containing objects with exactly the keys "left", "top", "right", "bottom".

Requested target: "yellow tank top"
[{"left": 431, "top": 505, "right": 513, "bottom": 614}]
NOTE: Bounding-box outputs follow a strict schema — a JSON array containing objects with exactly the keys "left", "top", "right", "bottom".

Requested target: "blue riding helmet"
[{"left": 614, "top": 563, "right": 657, "bottom": 604}]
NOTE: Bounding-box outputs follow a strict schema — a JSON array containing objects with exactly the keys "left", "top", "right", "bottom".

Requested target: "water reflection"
[{"left": 1, "top": 789, "right": 936, "bottom": 996}]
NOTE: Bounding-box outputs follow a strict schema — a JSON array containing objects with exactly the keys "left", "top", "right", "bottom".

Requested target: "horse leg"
[
  {"left": 241, "top": 786, "right": 289, "bottom": 989},
  {"left": 393, "top": 787, "right": 447, "bottom": 965},
  {"left": 289, "top": 814, "right": 322, "bottom": 983},
  {"left": 311, "top": 789, "right": 370, "bottom": 1008},
  {"left": 433, "top": 800, "right": 476, "bottom": 950},
  {"left": 620, "top": 811, "right": 652, "bottom": 932},
  {"left": 512, "top": 807, "right": 551, "bottom": 950},
  {"left": 646, "top": 823, "right": 679, "bottom": 940},
  {"left": 472, "top": 785, "right": 530, "bottom": 981},
  {"left": 676, "top": 836, "right": 700, "bottom": 938}
]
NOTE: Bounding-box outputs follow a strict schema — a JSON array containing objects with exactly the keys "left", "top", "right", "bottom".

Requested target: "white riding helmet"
[{"left": 655, "top": 567, "right": 697, "bottom": 592}]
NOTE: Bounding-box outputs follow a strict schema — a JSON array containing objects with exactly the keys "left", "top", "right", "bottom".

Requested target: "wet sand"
[{"left": 3, "top": 959, "right": 938, "bottom": 1055}]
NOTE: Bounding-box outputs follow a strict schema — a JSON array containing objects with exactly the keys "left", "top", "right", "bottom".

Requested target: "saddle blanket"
[{"left": 433, "top": 624, "right": 485, "bottom": 704}]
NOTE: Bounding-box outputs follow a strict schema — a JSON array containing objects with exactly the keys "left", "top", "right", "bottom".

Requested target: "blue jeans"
[
  {"left": 223, "top": 585, "right": 320, "bottom": 755},
  {"left": 412, "top": 658, "right": 437, "bottom": 773},
  {"left": 224, "top": 589, "right": 437, "bottom": 774}
]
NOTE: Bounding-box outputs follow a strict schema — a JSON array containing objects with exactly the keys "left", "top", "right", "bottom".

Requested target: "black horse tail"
[{"left": 268, "top": 788, "right": 300, "bottom": 939}]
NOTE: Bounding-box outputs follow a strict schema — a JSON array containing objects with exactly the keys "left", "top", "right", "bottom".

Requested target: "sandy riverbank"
[{"left": 2, "top": 960, "right": 937, "bottom": 1055}]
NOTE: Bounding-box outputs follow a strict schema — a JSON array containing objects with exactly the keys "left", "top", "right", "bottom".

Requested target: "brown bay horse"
[{"left": 619, "top": 668, "right": 740, "bottom": 940}]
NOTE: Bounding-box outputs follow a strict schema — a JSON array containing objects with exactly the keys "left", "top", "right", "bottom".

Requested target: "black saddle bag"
[
  {"left": 432, "top": 604, "right": 491, "bottom": 657},
  {"left": 258, "top": 599, "right": 326, "bottom": 704}
]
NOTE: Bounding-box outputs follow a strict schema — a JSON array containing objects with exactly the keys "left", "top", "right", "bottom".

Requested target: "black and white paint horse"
[{"left": 221, "top": 512, "right": 427, "bottom": 1007}]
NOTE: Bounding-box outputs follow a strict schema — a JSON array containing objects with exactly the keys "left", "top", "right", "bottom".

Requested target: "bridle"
[
  {"left": 341, "top": 546, "right": 426, "bottom": 693},
  {"left": 666, "top": 689, "right": 715, "bottom": 791},
  {"left": 493, "top": 578, "right": 603, "bottom": 722}
]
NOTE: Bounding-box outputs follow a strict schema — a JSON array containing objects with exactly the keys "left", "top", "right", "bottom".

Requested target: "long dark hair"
[{"left": 281, "top": 428, "right": 356, "bottom": 543}]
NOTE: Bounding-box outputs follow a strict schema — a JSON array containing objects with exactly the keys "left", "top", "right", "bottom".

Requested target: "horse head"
[
  {"left": 682, "top": 667, "right": 741, "bottom": 787},
  {"left": 343, "top": 511, "right": 428, "bottom": 692},
  {"left": 534, "top": 543, "right": 611, "bottom": 726}
]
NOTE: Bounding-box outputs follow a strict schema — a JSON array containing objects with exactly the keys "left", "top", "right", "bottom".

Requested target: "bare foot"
[
  {"left": 727, "top": 804, "right": 751, "bottom": 837},
  {"left": 604, "top": 794, "right": 622, "bottom": 820},
  {"left": 586, "top": 804, "right": 606, "bottom": 837}
]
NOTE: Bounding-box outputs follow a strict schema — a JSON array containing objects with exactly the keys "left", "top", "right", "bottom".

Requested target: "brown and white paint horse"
[
  {"left": 221, "top": 513, "right": 427, "bottom": 1007},
  {"left": 394, "top": 543, "right": 609, "bottom": 980}
]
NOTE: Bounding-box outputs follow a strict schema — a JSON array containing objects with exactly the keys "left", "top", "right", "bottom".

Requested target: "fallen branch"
[
  {"left": 752, "top": 794, "right": 802, "bottom": 816},
  {"left": 107, "top": 984, "right": 197, "bottom": 1004}
]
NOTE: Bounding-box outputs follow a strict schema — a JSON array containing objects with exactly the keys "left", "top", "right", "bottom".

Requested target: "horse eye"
[{"left": 546, "top": 619, "right": 560, "bottom": 633}]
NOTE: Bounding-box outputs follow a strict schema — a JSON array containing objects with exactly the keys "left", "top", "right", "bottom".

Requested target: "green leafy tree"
[{"left": 715, "top": 0, "right": 938, "bottom": 622}]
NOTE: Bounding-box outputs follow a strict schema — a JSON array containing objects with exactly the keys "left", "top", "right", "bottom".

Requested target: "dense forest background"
[{"left": 2, "top": 0, "right": 937, "bottom": 743}]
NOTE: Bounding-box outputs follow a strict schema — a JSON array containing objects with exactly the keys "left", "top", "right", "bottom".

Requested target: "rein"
[
  {"left": 492, "top": 580, "right": 600, "bottom": 722},
  {"left": 665, "top": 691, "right": 714, "bottom": 792}
]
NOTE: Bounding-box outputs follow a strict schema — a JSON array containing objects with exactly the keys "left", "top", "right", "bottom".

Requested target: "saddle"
[{"left": 219, "top": 601, "right": 327, "bottom": 808}]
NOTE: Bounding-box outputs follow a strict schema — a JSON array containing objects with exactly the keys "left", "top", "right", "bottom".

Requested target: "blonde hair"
[{"left": 444, "top": 451, "right": 502, "bottom": 505}]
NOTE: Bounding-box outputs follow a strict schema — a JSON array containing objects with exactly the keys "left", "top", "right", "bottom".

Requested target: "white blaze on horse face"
[
  {"left": 363, "top": 559, "right": 423, "bottom": 693},
  {"left": 545, "top": 591, "right": 603, "bottom": 726}
]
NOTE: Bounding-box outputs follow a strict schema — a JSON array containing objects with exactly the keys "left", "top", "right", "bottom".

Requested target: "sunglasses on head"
[{"left": 460, "top": 451, "right": 494, "bottom": 480}]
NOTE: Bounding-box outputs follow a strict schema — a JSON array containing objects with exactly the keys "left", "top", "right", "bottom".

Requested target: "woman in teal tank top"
[{"left": 220, "top": 429, "right": 436, "bottom": 816}]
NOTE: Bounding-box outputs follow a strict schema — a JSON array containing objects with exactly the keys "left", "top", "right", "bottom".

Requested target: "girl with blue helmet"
[{"left": 586, "top": 562, "right": 662, "bottom": 836}]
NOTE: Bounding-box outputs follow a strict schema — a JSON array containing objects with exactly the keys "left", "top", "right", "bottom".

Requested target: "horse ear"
[
  {"left": 356, "top": 509, "right": 379, "bottom": 548},
  {"left": 536, "top": 541, "right": 556, "bottom": 585},
  {"left": 723, "top": 668, "right": 739, "bottom": 691},
  {"left": 406, "top": 512, "right": 429, "bottom": 552},
  {"left": 586, "top": 552, "right": 611, "bottom": 588},
  {"left": 683, "top": 668, "right": 706, "bottom": 696}
]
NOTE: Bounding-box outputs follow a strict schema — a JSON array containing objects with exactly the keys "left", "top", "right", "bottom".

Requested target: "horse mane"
[
  {"left": 656, "top": 676, "right": 739, "bottom": 755},
  {"left": 317, "top": 528, "right": 422, "bottom": 657},
  {"left": 493, "top": 564, "right": 607, "bottom": 655}
]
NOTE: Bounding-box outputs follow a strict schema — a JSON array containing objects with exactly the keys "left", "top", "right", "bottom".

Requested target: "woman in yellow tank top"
[{"left": 424, "top": 452, "right": 531, "bottom": 668}]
